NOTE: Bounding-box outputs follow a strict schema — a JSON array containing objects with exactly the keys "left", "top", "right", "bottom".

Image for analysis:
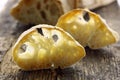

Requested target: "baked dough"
[
  {"left": 56, "top": 9, "right": 119, "bottom": 49},
  {"left": 12, "top": 24, "right": 86, "bottom": 70},
  {"left": 10, "top": 0, "right": 115, "bottom": 25},
  {"left": 10, "top": 0, "right": 75, "bottom": 25}
]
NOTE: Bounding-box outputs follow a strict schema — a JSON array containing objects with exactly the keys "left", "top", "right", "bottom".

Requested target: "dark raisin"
[
  {"left": 20, "top": 44, "right": 27, "bottom": 53},
  {"left": 52, "top": 34, "right": 58, "bottom": 42},
  {"left": 37, "top": 28, "right": 44, "bottom": 36},
  {"left": 83, "top": 11, "right": 90, "bottom": 21}
]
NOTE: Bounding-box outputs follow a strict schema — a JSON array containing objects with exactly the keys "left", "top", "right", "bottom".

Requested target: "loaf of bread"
[
  {"left": 10, "top": 0, "right": 115, "bottom": 25},
  {"left": 12, "top": 24, "right": 85, "bottom": 70},
  {"left": 56, "top": 9, "right": 119, "bottom": 49}
]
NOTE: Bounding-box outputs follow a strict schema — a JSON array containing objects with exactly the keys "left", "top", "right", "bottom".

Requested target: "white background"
[
  {"left": 117, "top": 0, "right": 120, "bottom": 6},
  {"left": 0, "top": 0, "right": 8, "bottom": 12}
]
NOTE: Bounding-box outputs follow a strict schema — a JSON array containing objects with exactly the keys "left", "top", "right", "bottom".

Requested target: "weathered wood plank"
[
  {"left": 0, "top": 1, "right": 120, "bottom": 80},
  {"left": 0, "top": 48, "right": 80, "bottom": 80}
]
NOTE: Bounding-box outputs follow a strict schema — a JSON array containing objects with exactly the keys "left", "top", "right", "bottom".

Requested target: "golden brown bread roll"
[
  {"left": 56, "top": 9, "right": 119, "bottom": 49},
  {"left": 12, "top": 24, "right": 86, "bottom": 70}
]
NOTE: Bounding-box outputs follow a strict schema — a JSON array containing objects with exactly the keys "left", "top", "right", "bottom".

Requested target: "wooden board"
[{"left": 0, "top": 1, "right": 120, "bottom": 80}]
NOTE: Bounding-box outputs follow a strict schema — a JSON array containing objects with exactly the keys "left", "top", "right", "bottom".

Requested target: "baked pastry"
[
  {"left": 10, "top": 0, "right": 115, "bottom": 25},
  {"left": 10, "top": 0, "right": 76, "bottom": 25},
  {"left": 56, "top": 9, "right": 119, "bottom": 49},
  {"left": 12, "top": 24, "right": 86, "bottom": 70}
]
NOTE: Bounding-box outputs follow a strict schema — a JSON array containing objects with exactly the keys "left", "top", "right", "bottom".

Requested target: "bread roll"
[
  {"left": 12, "top": 24, "right": 86, "bottom": 70},
  {"left": 56, "top": 9, "right": 119, "bottom": 49},
  {"left": 10, "top": 0, "right": 77, "bottom": 25}
]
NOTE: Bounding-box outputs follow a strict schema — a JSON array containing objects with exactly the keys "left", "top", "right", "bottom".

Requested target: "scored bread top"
[
  {"left": 12, "top": 24, "right": 86, "bottom": 70},
  {"left": 56, "top": 9, "right": 119, "bottom": 49}
]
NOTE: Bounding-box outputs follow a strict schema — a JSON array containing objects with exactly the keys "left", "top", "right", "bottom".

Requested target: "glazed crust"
[
  {"left": 56, "top": 9, "right": 119, "bottom": 49},
  {"left": 12, "top": 24, "right": 86, "bottom": 70}
]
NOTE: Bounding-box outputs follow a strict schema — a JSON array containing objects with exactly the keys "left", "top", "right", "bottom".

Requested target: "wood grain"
[{"left": 0, "top": 1, "right": 120, "bottom": 80}]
